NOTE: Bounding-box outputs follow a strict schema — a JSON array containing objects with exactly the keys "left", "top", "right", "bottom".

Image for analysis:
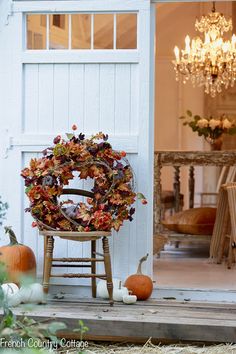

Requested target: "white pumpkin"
[
  {"left": 122, "top": 294, "right": 137, "bottom": 304},
  {"left": 19, "top": 283, "right": 44, "bottom": 304},
  {"left": 8, "top": 291, "right": 22, "bottom": 307},
  {"left": 19, "top": 286, "right": 32, "bottom": 303},
  {"left": 29, "top": 283, "right": 44, "bottom": 303},
  {"left": 2, "top": 283, "right": 19, "bottom": 295},
  {"left": 113, "top": 286, "right": 129, "bottom": 302},
  {"left": 1, "top": 283, "right": 21, "bottom": 307},
  {"left": 97, "top": 278, "right": 121, "bottom": 299}
]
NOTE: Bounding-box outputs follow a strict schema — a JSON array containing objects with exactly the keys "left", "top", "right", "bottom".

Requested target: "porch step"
[{"left": 8, "top": 298, "right": 236, "bottom": 343}]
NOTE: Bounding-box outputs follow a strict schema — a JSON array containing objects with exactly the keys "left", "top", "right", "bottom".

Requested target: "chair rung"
[
  {"left": 51, "top": 273, "right": 107, "bottom": 279},
  {"left": 53, "top": 257, "right": 104, "bottom": 262},
  {"left": 52, "top": 264, "right": 92, "bottom": 268}
]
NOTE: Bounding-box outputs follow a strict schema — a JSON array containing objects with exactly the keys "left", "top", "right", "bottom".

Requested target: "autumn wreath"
[{"left": 21, "top": 126, "right": 146, "bottom": 232}]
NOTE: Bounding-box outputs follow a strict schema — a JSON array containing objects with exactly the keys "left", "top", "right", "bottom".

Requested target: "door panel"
[
  {"left": 0, "top": 1, "right": 154, "bottom": 286},
  {"left": 23, "top": 63, "right": 139, "bottom": 135}
]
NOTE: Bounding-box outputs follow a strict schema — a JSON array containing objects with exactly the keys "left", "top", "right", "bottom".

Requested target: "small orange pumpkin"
[
  {"left": 124, "top": 254, "right": 153, "bottom": 300},
  {"left": 0, "top": 227, "right": 36, "bottom": 285}
]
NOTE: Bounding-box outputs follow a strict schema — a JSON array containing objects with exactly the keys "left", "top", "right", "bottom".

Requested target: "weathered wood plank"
[
  {"left": 155, "top": 151, "right": 236, "bottom": 167},
  {"left": 49, "top": 296, "right": 236, "bottom": 310},
  {"left": 12, "top": 304, "right": 236, "bottom": 325},
  {"left": 39, "top": 301, "right": 236, "bottom": 322},
  {"left": 4, "top": 299, "right": 236, "bottom": 343}
]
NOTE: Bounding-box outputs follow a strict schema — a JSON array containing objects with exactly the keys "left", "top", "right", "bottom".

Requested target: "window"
[
  {"left": 26, "top": 13, "right": 138, "bottom": 50},
  {"left": 116, "top": 13, "right": 137, "bottom": 49},
  {"left": 40, "top": 15, "right": 46, "bottom": 28},
  {"left": 27, "top": 14, "right": 46, "bottom": 50},
  {"left": 94, "top": 14, "right": 114, "bottom": 49},
  {"left": 52, "top": 14, "right": 65, "bottom": 29},
  {"left": 49, "top": 14, "right": 68, "bottom": 49},
  {"left": 72, "top": 14, "right": 91, "bottom": 49}
]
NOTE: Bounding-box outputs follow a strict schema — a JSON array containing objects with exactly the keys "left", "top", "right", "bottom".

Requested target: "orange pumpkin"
[
  {"left": 0, "top": 227, "right": 36, "bottom": 285},
  {"left": 124, "top": 254, "right": 153, "bottom": 300}
]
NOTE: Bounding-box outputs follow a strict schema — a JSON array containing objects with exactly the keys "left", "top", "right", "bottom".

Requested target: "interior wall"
[{"left": 154, "top": 2, "right": 232, "bottom": 206}]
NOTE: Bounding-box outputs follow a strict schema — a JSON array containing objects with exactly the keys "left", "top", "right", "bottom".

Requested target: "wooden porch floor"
[{"left": 11, "top": 298, "right": 236, "bottom": 343}]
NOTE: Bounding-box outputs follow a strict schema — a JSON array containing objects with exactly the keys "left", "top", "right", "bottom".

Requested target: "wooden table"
[{"left": 154, "top": 150, "right": 236, "bottom": 241}]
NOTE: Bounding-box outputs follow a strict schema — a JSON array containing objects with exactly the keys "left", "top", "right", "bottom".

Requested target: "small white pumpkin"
[
  {"left": 1, "top": 283, "right": 21, "bottom": 307},
  {"left": 2, "top": 283, "right": 19, "bottom": 295},
  {"left": 97, "top": 278, "right": 121, "bottom": 299},
  {"left": 19, "top": 286, "right": 32, "bottom": 303},
  {"left": 19, "top": 283, "right": 44, "bottom": 304},
  {"left": 29, "top": 283, "right": 44, "bottom": 303},
  {"left": 8, "top": 291, "right": 22, "bottom": 307},
  {"left": 122, "top": 294, "right": 137, "bottom": 304},
  {"left": 113, "top": 281, "right": 129, "bottom": 302}
]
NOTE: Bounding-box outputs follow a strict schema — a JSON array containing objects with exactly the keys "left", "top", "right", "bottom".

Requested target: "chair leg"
[
  {"left": 175, "top": 241, "right": 180, "bottom": 249},
  {"left": 227, "top": 241, "right": 233, "bottom": 269},
  {"left": 91, "top": 240, "right": 96, "bottom": 298},
  {"left": 232, "top": 246, "right": 236, "bottom": 265},
  {"left": 216, "top": 203, "right": 230, "bottom": 264},
  {"left": 227, "top": 236, "right": 236, "bottom": 269},
  {"left": 43, "top": 236, "right": 47, "bottom": 278},
  {"left": 217, "top": 235, "right": 228, "bottom": 264},
  {"left": 227, "top": 234, "right": 235, "bottom": 269},
  {"left": 102, "top": 237, "right": 113, "bottom": 306},
  {"left": 43, "top": 236, "right": 54, "bottom": 294}
]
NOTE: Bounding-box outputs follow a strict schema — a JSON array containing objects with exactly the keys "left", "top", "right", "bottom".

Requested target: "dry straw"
[{"left": 58, "top": 339, "right": 236, "bottom": 354}]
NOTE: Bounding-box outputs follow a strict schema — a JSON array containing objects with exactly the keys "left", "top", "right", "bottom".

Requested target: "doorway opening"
[{"left": 153, "top": 1, "right": 236, "bottom": 294}]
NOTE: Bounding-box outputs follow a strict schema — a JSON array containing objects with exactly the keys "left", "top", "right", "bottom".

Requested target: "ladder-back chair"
[
  {"left": 200, "top": 166, "right": 236, "bottom": 207},
  {"left": 210, "top": 182, "right": 236, "bottom": 268},
  {"left": 40, "top": 188, "right": 113, "bottom": 306}
]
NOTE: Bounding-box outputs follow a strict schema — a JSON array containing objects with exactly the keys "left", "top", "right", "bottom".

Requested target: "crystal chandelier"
[{"left": 173, "top": 2, "right": 236, "bottom": 97}]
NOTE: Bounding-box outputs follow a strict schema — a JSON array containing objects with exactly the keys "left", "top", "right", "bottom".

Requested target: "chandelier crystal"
[{"left": 173, "top": 2, "right": 236, "bottom": 97}]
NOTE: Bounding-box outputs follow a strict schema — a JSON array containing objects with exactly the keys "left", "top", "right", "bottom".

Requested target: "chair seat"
[
  {"left": 39, "top": 229, "right": 114, "bottom": 305},
  {"left": 39, "top": 230, "right": 111, "bottom": 242}
]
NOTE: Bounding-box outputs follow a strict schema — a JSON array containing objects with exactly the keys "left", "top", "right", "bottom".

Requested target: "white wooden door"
[{"left": 0, "top": 0, "right": 155, "bottom": 288}]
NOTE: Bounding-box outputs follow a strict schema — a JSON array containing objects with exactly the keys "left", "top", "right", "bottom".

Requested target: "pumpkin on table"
[
  {"left": 124, "top": 254, "right": 153, "bottom": 300},
  {"left": 0, "top": 227, "right": 36, "bottom": 285}
]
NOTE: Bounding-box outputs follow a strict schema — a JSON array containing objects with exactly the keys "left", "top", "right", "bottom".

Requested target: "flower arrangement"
[
  {"left": 180, "top": 110, "right": 236, "bottom": 143},
  {"left": 21, "top": 127, "right": 147, "bottom": 232}
]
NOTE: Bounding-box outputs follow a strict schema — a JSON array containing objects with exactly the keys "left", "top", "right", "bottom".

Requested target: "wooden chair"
[
  {"left": 200, "top": 166, "right": 236, "bottom": 207},
  {"left": 39, "top": 189, "right": 114, "bottom": 306},
  {"left": 210, "top": 183, "right": 236, "bottom": 269}
]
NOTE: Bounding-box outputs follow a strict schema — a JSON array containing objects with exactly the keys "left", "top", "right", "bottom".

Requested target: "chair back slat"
[
  {"left": 216, "top": 166, "right": 236, "bottom": 193},
  {"left": 225, "top": 166, "right": 236, "bottom": 184},
  {"left": 62, "top": 188, "right": 94, "bottom": 198},
  {"left": 216, "top": 166, "right": 229, "bottom": 193}
]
